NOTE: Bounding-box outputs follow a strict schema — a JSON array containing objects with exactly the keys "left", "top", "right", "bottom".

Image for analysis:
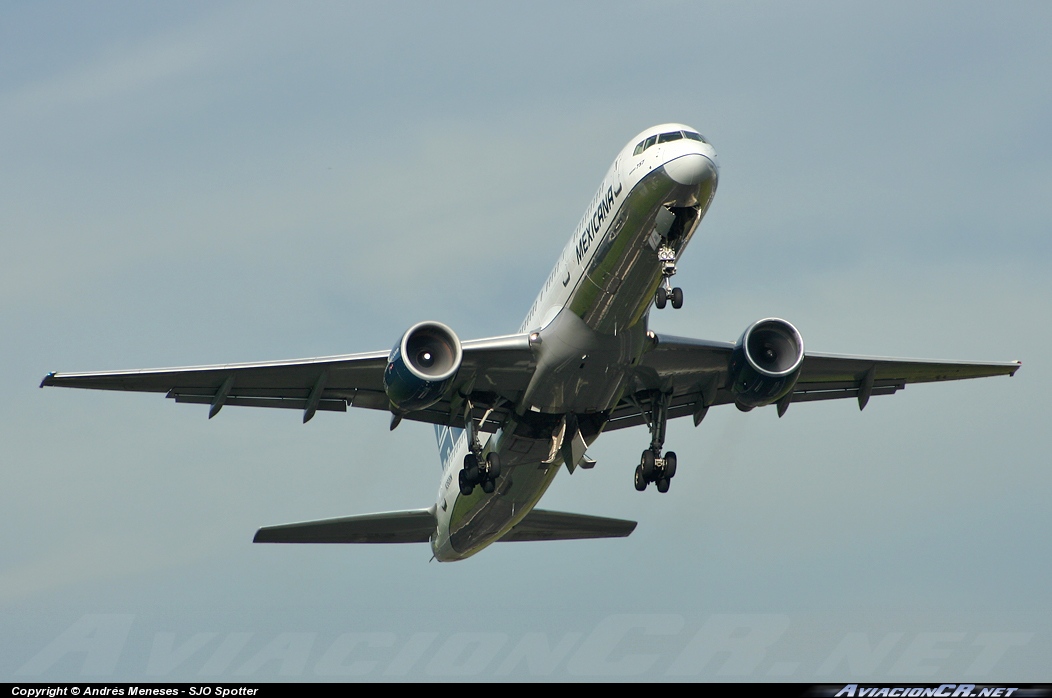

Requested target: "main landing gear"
[
  {"left": 633, "top": 391, "right": 678, "bottom": 493},
  {"left": 458, "top": 397, "right": 501, "bottom": 496},
  {"left": 655, "top": 244, "right": 683, "bottom": 310},
  {"left": 459, "top": 451, "right": 501, "bottom": 496}
]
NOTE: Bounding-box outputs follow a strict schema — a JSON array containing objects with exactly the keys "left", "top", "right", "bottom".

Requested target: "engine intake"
[
  {"left": 384, "top": 321, "right": 463, "bottom": 412},
  {"left": 731, "top": 318, "right": 804, "bottom": 410}
]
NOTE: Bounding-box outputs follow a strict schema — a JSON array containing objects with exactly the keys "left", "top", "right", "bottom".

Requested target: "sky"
[{"left": 3, "top": 1, "right": 1051, "bottom": 682}]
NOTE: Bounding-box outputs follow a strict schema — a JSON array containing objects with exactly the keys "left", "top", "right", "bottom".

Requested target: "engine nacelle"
[
  {"left": 384, "top": 321, "right": 463, "bottom": 412},
  {"left": 730, "top": 318, "right": 805, "bottom": 410}
]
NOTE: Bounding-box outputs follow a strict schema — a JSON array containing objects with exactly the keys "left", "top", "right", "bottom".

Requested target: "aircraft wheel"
[
  {"left": 664, "top": 451, "right": 677, "bottom": 478},
  {"left": 655, "top": 287, "right": 668, "bottom": 309},
  {"left": 656, "top": 477, "right": 670, "bottom": 493},
  {"left": 458, "top": 470, "right": 474, "bottom": 496},
  {"left": 464, "top": 453, "right": 479, "bottom": 483},
  {"left": 486, "top": 452, "right": 501, "bottom": 479},
  {"left": 634, "top": 465, "right": 647, "bottom": 491},
  {"left": 641, "top": 449, "right": 656, "bottom": 480},
  {"left": 481, "top": 478, "right": 495, "bottom": 494},
  {"left": 671, "top": 287, "right": 683, "bottom": 309}
]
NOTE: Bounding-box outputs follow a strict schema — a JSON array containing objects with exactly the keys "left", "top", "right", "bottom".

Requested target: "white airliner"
[{"left": 42, "top": 123, "right": 1020, "bottom": 561}]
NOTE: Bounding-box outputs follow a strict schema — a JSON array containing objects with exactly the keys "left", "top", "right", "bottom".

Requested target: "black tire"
[
  {"left": 671, "top": 287, "right": 683, "bottom": 309},
  {"left": 634, "top": 465, "right": 647, "bottom": 491},
  {"left": 655, "top": 287, "right": 668, "bottom": 309},
  {"left": 656, "top": 477, "right": 670, "bottom": 493},
  {"left": 464, "top": 453, "right": 479, "bottom": 484},
  {"left": 459, "top": 471, "right": 474, "bottom": 496},
  {"left": 641, "top": 449, "right": 656, "bottom": 480},
  {"left": 486, "top": 452, "right": 501, "bottom": 479},
  {"left": 481, "top": 478, "right": 495, "bottom": 494},
  {"left": 664, "top": 451, "right": 677, "bottom": 478}
]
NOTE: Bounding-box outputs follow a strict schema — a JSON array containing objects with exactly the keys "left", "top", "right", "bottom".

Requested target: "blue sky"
[{"left": 4, "top": 1, "right": 1050, "bottom": 681}]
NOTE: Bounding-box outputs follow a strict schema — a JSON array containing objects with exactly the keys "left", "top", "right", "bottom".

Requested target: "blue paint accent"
[{"left": 433, "top": 424, "right": 464, "bottom": 471}]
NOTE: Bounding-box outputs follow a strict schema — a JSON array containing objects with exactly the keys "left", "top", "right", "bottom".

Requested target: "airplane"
[{"left": 41, "top": 123, "right": 1021, "bottom": 562}]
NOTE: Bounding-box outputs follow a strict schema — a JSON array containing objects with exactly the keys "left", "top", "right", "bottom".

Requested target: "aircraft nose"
[{"left": 664, "top": 153, "right": 718, "bottom": 186}]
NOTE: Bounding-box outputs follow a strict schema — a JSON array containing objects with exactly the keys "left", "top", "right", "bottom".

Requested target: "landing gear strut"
[
  {"left": 655, "top": 245, "right": 684, "bottom": 309},
  {"left": 458, "top": 398, "right": 501, "bottom": 496},
  {"left": 633, "top": 390, "right": 678, "bottom": 493}
]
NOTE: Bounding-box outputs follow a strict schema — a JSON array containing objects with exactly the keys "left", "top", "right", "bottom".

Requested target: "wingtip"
[{"left": 39, "top": 372, "right": 56, "bottom": 389}]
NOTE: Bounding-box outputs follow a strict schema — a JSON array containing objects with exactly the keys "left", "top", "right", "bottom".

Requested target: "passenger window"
[{"left": 657, "top": 131, "right": 684, "bottom": 144}]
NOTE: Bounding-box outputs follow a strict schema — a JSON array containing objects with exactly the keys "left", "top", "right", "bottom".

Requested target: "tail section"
[{"left": 252, "top": 507, "right": 635, "bottom": 545}]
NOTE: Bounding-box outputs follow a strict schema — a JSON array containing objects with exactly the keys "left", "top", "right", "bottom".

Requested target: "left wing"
[
  {"left": 41, "top": 334, "right": 535, "bottom": 428},
  {"left": 605, "top": 333, "right": 1021, "bottom": 430}
]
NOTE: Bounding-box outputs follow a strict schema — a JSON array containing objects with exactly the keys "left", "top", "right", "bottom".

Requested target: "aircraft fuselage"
[{"left": 431, "top": 124, "right": 719, "bottom": 561}]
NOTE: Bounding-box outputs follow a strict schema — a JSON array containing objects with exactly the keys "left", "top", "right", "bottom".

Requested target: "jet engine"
[
  {"left": 384, "top": 321, "right": 463, "bottom": 412},
  {"left": 730, "top": 318, "right": 804, "bottom": 411}
]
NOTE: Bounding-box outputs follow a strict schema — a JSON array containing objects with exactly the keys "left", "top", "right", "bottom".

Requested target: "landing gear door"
[{"left": 648, "top": 206, "right": 675, "bottom": 251}]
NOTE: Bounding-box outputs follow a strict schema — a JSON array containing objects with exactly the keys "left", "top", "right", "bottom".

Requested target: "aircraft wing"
[
  {"left": 40, "top": 333, "right": 535, "bottom": 427},
  {"left": 604, "top": 333, "right": 1021, "bottom": 431}
]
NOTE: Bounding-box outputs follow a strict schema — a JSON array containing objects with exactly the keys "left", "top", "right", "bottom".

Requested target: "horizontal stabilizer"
[
  {"left": 501, "top": 509, "right": 636, "bottom": 542},
  {"left": 253, "top": 506, "right": 635, "bottom": 545},
  {"left": 253, "top": 507, "right": 436, "bottom": 544}
]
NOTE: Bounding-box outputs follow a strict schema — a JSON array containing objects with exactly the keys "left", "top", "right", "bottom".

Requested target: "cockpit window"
[{"left": 636, "top": 131, "right": 702, "bottom": 157}]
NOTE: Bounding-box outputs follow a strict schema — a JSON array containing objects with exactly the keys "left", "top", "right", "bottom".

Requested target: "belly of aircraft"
[
  {"left": 432, "top": 437, "right": 561, "bottom": 561},
  {"left": 432, "top": 411, "right": 607, "bottom": 561},
  {"left": 431, "top": 153, "right": 717, "bottom": 562}
]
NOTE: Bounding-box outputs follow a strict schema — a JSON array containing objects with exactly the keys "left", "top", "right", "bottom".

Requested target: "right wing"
[
  {"left": 604, "top": 333, "right": 1021, "bottom": 431},
  {"left": 41, "top": 333, "right": 536, "bottom": 429}
]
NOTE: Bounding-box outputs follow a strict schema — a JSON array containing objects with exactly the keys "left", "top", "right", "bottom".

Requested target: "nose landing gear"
[{"left": 655, "top": 245, "right": 683, "bottom": 310}]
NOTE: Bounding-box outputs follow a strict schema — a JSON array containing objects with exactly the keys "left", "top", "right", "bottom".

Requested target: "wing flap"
[
  {"left": 171, "top": 394, "right": 348, "bottom": 413},
  {"left": 253, "top": 508, "right": 436, "bottom": 544},
  {"left": 789, "top": 384, "right": 901, "bottom": 404},
  {"left": 500, "top": 509, "right": 636, "bottom": 542}
]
